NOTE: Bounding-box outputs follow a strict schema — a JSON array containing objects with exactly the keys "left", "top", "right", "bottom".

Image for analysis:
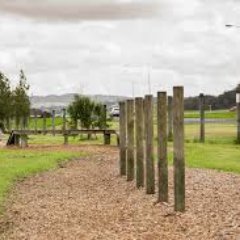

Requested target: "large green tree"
[{"left": 13, "top": 70, "right": 30, "bottom": 129}]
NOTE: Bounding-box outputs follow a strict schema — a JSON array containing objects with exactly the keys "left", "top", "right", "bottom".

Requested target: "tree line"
[
  {"left": 0, "top": 70, "right": 30, "bottom": 131},
  {"left": 185, "top": 88, "right": 237, "bottom": 110}
]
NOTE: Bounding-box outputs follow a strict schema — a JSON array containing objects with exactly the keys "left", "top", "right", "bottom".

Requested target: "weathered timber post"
[
  {"left": 104, "top": 105, "right": 107, "bottom": 129},
  {"left": 168, "top": 96, "right": 173, "bottom": 141},
  {"left": 236, "top": 84, "right": 240, "bottom": 143},
  {"left": 135, "top": 97, "right": 144, "bottom": 188},
  {"left": 43, "top": 111, "right": 47, "bottom": 135},
  {"left": 20, "top": 134, "right": 28, "bottom": 148},
  {"left": 126, "top": 99, "right": 135, "bottom": 181},
  {"left": 157, "top": 92, "right": 168, "bottom": 202},
  {"left": 173, "top": 86, "right": 185, "bottom": 212},
  {"left": 34, "top": 110, "right": 38, "bottom": 133},
  {"left": 119, "top": 101, "right": 127, "bottom": 176},
  {"left": 199, "top": 93, "right": 205, "bottom": 143},
  {"left": 63, "top": 108, "right": 68, "bottom": 145},
  {"left": 52, "top": 110, "right": 56, "bottom": 136},
  {"left": 104, "top": 132, "right": 111, "bottom": 145},
  {"left": 145, "top": 95, "right": 155, "bottom": 194}
]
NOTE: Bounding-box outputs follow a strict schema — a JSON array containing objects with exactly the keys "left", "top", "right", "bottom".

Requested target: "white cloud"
[{"left": 0, "top": 0, "right": 240, "bottom": 97}]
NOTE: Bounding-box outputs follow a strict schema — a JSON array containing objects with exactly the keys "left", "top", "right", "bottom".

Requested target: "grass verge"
[{"left": 0, "top": 148, "right": 86, "bottom": 212}]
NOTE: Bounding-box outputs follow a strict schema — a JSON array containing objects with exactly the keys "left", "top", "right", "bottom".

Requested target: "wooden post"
[
  {"left": 168, "top": 96, "right": 173, "bottom": 141},
  {"left": 236, "top": 84, "right": 240, "bottom": 144},
  {"left": 145, "top": 95, "right": 155, "bottom": 194},
  {"left": 104, "top": 105, "right": 107, "bottom": 129},
  {"left": 126, "top": 99, "right": 134, "bottom": 181},
  {"left": 173, "top": 86, "right": 185, "bottom": 212},
  {"left": 63, "top": 108, "right": 68, "bottom": 145},
  {"left": 20, "top": 134, "right": 28, "bottom": 148},
  {"left": 43, "top": 111, "right": 47, "bottom": 135},
  {"left": 34, "top": 110, "right": 38, "bottom": 133},
  {"left": 104, "top": 132, "right": 111, "bottom": 145},
  {"left": 157, "top": 92, "right": 168, "bottom": 202},
  {"left": 52, "top": 110, "right": 56, "bottom": 136},
  {"left": 119, "top": 102, "right": 127, "bottom": 176},
  {"left": 135, "top": 97, "right": 144, "bottom": 188},
  {"left": 199, "top": 93, "right": 205, "bottom": 143}
]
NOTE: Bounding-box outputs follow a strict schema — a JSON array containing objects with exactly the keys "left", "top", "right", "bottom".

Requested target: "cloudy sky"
[{"left": 0, "top": 0, "right": 240, "bottom": 97}]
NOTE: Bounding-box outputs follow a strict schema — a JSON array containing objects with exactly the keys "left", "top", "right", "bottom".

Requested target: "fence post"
[
  {"left": 168, "top": 96, "right": 173, "bottom": 141},
  {"left": 63, "top": 108, "right": 68, "bottom": 145},
  {"left": 119, "top": 102, "right": 127, "bottom": 176},
  {"left": 43, "top": 111, "right": 47, "bottom": 135},
  {"left": 34, "top": 110, "right": 38, "bottom": 133},
  {"left": 52, "top": 110, "right": 56, "bottom": 136},
  {"left": 145, "top": 95, "right": 155, "bottom": 194},
  {"left": 173, "top": 86, "right": 185, "bottom": 212},
  {"left": 236, "top": 84, "right": 240, "bottom": 144},
  {"left": 135, "top": 97, "right": 144, "bottom": 188},
  {"left": 126, "top": 99, "right": 134, "bottom": 181},
  {"left": 157, "top": 92, "right": 168, "bottom": 202},
  {"left": 199, "top": 93, "right": 205, "bottom": 143}
]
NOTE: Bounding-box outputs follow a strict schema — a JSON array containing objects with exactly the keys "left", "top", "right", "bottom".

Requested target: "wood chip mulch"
[{"left": 0, "top": 145, "right": 240, "bottom": 240}]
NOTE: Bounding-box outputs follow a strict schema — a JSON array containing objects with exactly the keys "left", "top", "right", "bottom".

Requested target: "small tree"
[
  {"left": 13, "top": 70, "right": 30, "bottom": 129},
  {"left": 68, "top": 95, "right": 107, "bottom": 139}
]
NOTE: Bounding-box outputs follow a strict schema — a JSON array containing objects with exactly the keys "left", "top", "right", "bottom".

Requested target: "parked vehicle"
[{"left": 109, "top": 105, "right": 120, "bottom": 117}]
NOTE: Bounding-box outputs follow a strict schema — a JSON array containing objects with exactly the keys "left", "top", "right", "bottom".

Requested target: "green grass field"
[
  {"left": 0, "top": 148, "right": 86, "bottom": 212},
  {"left": 184, "top": 110, "right": 236, "bottom": 119}
]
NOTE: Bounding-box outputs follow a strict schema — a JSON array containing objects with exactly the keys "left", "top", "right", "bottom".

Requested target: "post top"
[{"left": 236, "top": 84, "right": 240, "bottom": 93}]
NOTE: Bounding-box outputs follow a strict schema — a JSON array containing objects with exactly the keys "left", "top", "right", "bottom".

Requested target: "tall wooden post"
[
  {"left": 119, "top": 102, "right": 127, "bottom": 176},
  {"left": 157, "top": 92, "right": 168, "bottom": 202},
  {"left": 168, "top": 96, "right": 173, "bottom": 141},
  {"left": 199, "top": 93, "right": 205, "bottom": 143},
  {"left": 52, "top": 110, "right": 56, "bottom": 136},
  {"left": 104, "top": 105, "right": 107, "bottom": 129},
  {"left": 135, "top": 97, "right": 144, "bottom": 188},
  {"left": 43, "top": 111, "right": 47, "bottom": 135},
  {"left": 173, "top": 86, "right": 185, "bottom": 212},
  {"left": 63, "top": 108, "right": 68, "bottom": 145},
  {"left": 126, "top": 99, "right": 134, "bottom": 181},
  {"left": 145, "top": 95, "right": 155, "bottom": 194},
  {"left": 236, "top": 84, "right": 240, "bottom": 144},
  {"left": 34, "top": 110, "right": 38, "bottom": 133}
]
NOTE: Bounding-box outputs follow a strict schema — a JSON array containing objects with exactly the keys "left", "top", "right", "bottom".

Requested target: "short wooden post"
[
  {"left": 157, "top": 92, "right": 168, "bottom": 202},
  {"left": 119, "top": 102, "right": 127, "bottom": 176},
  {"left": 236, "top": 85, "right": 240, "bottom": 144},
  {"left": 199, "top": 93, "right": 205, "bottom": 143},
  {"left": 52, "top": 110, "right": 56, "bottom": 136},
  {"left": 63, "top": 108, "right": 68, "bottom": 145},
  {"left": 173, "top": 86, "right": 185, "bottom": 212},
  {"left": 126, "top": 99, "right": 135, "bottom": 181},
  {"left": 43, "top": 111, "right": 47, "bottom": 135},
  {"left": 34, "top": 110, "right": 38, "bottom": 133},
  {"left": 135, "top": 97, "right": 144, "bottom": 188},
  {"left": 104, "top": 132, "right": 111, "bottom": 145},
  {"left": 168, "top": 96, "right": 173, "bottom": 141},
  {"left": 145, "top": 95, "right": 155, "bottom": 194},
  {"left": 20, "top": 134, "right": 28, "bottom": 148}
]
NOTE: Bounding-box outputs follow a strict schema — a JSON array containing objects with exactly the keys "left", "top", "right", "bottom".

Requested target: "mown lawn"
[{"left": 0, "top": 148, "right": 86, "bottom": 212}]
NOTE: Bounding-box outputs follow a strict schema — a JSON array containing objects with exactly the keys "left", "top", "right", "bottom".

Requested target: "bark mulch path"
[{"left": 0, "top": 145, "right": 240, "bottom": 240}]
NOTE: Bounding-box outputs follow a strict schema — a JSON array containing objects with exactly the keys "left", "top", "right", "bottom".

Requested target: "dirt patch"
[{"left": 0, "top": 146, "right": 240, "bottom": 239}]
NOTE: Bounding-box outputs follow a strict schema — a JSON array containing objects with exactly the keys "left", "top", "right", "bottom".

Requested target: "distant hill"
[{"left": 30, "top": 94, "right": 128, "bottom": 109}]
